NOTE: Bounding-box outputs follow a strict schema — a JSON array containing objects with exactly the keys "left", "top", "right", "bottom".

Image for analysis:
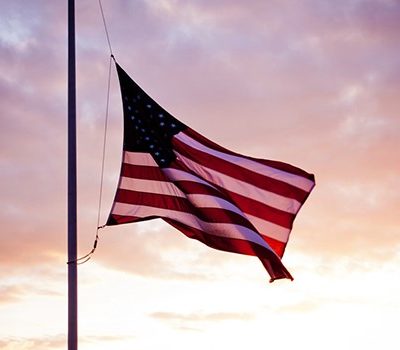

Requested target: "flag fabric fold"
[{"left": 107, "top": 61, "right": 315, "bottom": 282}]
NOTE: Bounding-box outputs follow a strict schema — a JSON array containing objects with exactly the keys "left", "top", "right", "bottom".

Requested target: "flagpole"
[{"left": 67, "top": 0, "right": 78, "bottom": 349}]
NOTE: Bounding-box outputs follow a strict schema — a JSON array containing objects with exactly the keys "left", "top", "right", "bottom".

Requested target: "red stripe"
[
  {"left": 184, "top": 128, "right": 315, "bottom": 181},
  {"left": 172, "top": 136, "right": 309, "bottom": 202},
  {"left": 226, "top": 190, "right": 295, "bottom": 229},
  {"left": 259, "top": 236, "right": 286, "bottom": 258},
  {"left": 115, "top": 189, "right": 189, "bottom": 212},
  {"left": 121, "top": 163, "right": 168, "bottom": 181}
]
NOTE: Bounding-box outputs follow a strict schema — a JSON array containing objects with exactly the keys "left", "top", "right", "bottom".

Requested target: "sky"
[{"left": 0, "top": 0, "right": 399, "bottom": 349}]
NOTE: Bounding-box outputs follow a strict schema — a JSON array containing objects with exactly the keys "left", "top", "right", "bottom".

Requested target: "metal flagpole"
[{"left": 67, "top": 0, "right": 78, "bottom": 349}]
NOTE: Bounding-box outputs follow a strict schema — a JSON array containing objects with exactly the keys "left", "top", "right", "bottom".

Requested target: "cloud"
[
  {"left": 0, "top": 333, "right": 133, "bottom": 350},
  {"left": 0, "top": 285, "right": 23, "bottom": 304},
  {"left": 82, "top": 334, "right": 135, "bottom": 344},
  {"left": 276, "top": 300, "right": 321, "bottom": 313},
  {"left": 0, "top": 267, "right": 63, "bottom": 304},
  {"left": 150, "top": 310, "right": 254, "bottom": 324},
  {"left": 0, "top": 334, "right": 65, "bottom": 350}
]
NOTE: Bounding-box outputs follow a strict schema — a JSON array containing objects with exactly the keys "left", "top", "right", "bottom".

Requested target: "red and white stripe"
[{"left": 108, "top": 128, "right": 315, "bottom": 281}]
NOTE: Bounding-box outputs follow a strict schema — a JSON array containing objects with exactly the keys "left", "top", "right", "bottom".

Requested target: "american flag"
[{"left": 107, "top": 62, "right": 315, "bottom": 282}]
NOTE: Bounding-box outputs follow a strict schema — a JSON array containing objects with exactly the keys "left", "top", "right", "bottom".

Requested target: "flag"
[{"left": 106, "top": 62, "right": 315, "bottom": 282}]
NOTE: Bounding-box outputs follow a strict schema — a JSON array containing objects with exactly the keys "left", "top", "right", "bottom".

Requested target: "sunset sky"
[{"left": 1, "top": 0, "right": 399, "bottom": 349}]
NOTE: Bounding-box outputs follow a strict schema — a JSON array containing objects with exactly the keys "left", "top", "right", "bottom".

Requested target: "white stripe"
[
  {"left": 186, "top": 193, "right": 243, "bottom": 216},
  {"left": 111, "top": 202, "right": 275, "bottom": 253},
  {"left": 245, "top": 214, "right": 290, "bottom": 242},
  {"left": 176, "top": 132, "right": 314, "bottom": 192},
  {"left": 174, "top": 152, "right": 302, "bottom": 214},
  {"left": 119, "top": 176, "right": 185, "bottom": 197},
  {"left": 123, "top": 151, "right": 158, "bottom": 166},
  {"left": 162, "top": 168, "right": 219, "bottom": 190}
]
